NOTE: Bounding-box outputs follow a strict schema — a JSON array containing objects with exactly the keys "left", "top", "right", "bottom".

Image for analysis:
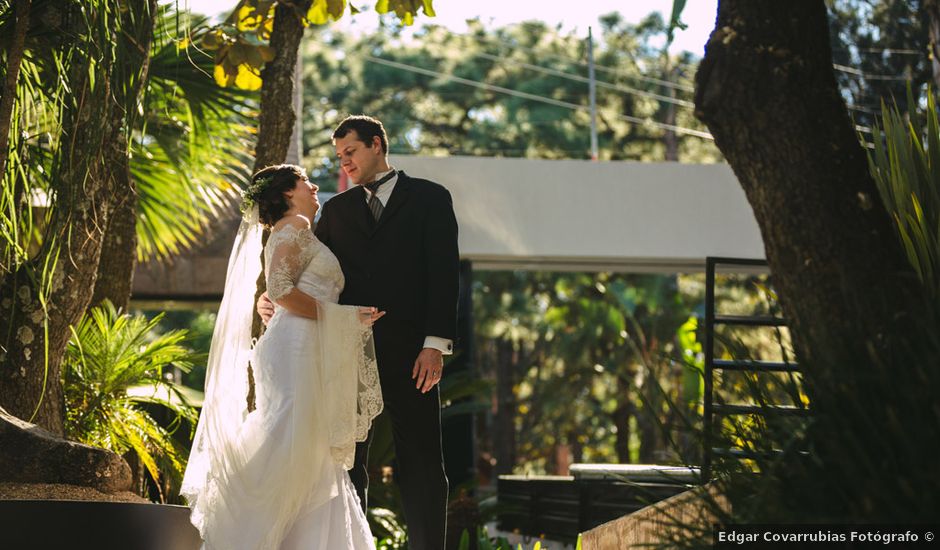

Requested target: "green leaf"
[
  {"left": 664, "top": 0, "right": 688, "bottom": 47},
  {"left": 422, "top": 0, "right": 435, "bottom": 17},
  {"left": 867, "top": 95, "right": 940, "bottom": 302}
]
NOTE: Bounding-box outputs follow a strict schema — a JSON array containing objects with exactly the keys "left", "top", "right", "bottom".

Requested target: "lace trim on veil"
[{"left": 317, "top": 301, "right": 384, "bottom": 469}]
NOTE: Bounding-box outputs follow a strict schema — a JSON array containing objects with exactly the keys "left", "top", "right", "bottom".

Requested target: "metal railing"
[{"left": 702, "top": 257, "right": 809, "bottom": 481}]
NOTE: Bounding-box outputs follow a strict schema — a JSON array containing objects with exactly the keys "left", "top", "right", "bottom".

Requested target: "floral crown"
[{"left": 240, "top": 175, "right": 275, "bottom": 213}]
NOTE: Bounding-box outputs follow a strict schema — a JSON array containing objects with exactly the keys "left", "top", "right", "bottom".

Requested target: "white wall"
[{"left": 389, "top": 155, "right": 765, "bottom": 273}]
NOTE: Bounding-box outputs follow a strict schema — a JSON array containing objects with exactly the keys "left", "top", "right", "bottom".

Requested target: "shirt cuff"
[{"left": 423, "top": 336, "right": 454, "bottom": 355}]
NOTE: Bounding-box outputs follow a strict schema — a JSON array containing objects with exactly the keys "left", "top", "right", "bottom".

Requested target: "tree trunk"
[
  {"left": 695, "top": 0, "right": 934, "bottom": 517},
  {"left": 254, "top": 0, "right": 311, "bottom": 171},
  {"left": 286, "top": 52, "right": 304, "bottom": 165},
  {"left": 637, "top": 398, "right": 659, "bottom": 464},
  {"left": 90, "top": 0, "right": 157, "bottom": 312},
  {"left": 493, "top": 338, "right": 516, "bottom": 476},
  {"left": 0, "top": 0, "right": 31, "bottom": 177},
  {"left": 90, "top": 191, "right": 138, "bottom": 311},
  {"left": 568, "top": 430, "right": 583, "bottom": 463},
  {"left": 0, "top": 1, "right": 156, "bottom": 434},
  {"left": 613, "top": 376, "right": 632, "bottom": 463},
  {"left": 247, "top": 0, "right": 311, "bottom": 408},
  {"left": 663, "top": 100, "right": 679, "bottom": 161}
]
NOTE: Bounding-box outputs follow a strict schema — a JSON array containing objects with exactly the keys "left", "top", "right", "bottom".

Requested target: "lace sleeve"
[{"left": 265, "top": 219, "right": 316, "bottom": 302}]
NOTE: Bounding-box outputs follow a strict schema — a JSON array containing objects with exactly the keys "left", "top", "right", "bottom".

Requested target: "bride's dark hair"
[{"left": 246, "top": 164, "right": 306, "bottom": 227}]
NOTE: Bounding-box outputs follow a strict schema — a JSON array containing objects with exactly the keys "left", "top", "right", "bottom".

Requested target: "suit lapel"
[{"left": 373, "top": 171, "right": 412, "bottom": 233}]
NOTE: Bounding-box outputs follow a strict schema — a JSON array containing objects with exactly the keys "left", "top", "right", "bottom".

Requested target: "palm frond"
[{"left": 130, "top": 11, "right": 257, "bottom": 261}]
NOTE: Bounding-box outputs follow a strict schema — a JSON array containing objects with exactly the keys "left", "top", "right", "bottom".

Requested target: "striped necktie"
[{"left": 365, "top": 170, "right": 396, "bottom": 221}]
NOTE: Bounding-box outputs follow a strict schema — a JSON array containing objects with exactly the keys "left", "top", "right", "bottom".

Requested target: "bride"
[{"left": 181, "top": 164, "right": 385, "bottom": 549}]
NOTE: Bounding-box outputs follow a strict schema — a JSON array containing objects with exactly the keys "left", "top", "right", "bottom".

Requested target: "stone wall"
[{"left": 581, "top": 482, "right": 728, "bottom": 549}]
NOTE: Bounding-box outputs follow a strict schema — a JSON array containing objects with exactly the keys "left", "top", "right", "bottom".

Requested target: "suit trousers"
[{"left": 348, "top": 319, "right": 449, "bottom": 550}]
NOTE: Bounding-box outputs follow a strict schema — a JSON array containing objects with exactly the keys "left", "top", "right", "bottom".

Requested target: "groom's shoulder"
[
  {"left": 400, "top": 172, "right": 451, "bottom": 202},
  {"left": 324, "top": 185, "right": 361, "bottom": 208}
]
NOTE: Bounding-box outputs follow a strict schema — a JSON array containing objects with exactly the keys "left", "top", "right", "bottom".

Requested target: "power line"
[
  {"left": 461, "top": 32, "right": 697, "bottom": 94},
  {"left": 473, "top": 51, "right": 695, "bottom": 109},
  {"left": 833, "top": 46, "right": 921, "bottom": 56},
  {"left": 832, "top": 63, "right": 910, "bottom": 81},
  {"left": 846, "top": 103, "right": 879, "bottom": 115},
  {"left": 360, "top": 54, "right": 714, "bottom": 140}
]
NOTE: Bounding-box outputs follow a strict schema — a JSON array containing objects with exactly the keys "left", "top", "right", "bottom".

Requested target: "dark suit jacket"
[{"left": 314, "top": 171, "right": 459, "bottom": 341}]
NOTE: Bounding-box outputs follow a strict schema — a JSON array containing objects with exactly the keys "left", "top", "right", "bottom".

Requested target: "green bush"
[
  {"left": 868, "top": 91, "right": 940, "bottom": 300},
  {"left": 62, "top": 301, "right": 200, "bottom": 500}
]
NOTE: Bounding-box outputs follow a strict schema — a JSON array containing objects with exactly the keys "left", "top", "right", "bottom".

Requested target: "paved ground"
[{"left": 0, "top": 481, "right": 147, "bottom": 502}]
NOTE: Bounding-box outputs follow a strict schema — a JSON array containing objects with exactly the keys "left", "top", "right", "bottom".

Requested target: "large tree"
[
  {"left": 0, "top": 0, "right": 158, "bottom": 434},
  {"left": 695, "top": 0, "right": 939, "bottom": 519},
  {"left": 0, "top": 3, "right": 255, "bottom": 434}
]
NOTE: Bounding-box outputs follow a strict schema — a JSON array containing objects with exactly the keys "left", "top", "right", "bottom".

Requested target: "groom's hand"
[
  {"left": 413, "top": 348, "right": 443, "bottom": 394},
  {"left": 257, "top": 292, "right": 275, "bottom": 325}
]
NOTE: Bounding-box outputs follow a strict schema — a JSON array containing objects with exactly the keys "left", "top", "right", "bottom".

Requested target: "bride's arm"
[
  {"left": 267, "top": 216, "right": 320, "bottom": 319},
  {"left": 272, "top": 288, "right": 320, "bottom": 319}
]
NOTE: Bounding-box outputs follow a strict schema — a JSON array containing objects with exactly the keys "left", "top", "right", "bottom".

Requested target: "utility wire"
[
  {"left": 473, "top": 51, "right": 695, "bottom": 109},
  {"left": 832, "top": 63, "right": 910, "bottom": 81},
  {"left": 360, "top": 54, "right": 714, "bottom": 140},
  {"left": 833, "top": 46, "right": 921, "bottom": 56},
  {"left": 461, "top": 32, "right": 698, "bottom": 93},
  {"left": 846, "top": 103, "right": 879, "bottom": 115}
]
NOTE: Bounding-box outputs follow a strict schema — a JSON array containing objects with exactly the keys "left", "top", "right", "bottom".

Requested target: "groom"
[{"left": 261, "top": 115, "right": 458, "bottom": 549}]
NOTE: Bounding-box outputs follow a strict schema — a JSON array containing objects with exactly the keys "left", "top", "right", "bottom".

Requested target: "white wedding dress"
[{"left": 181, "top": 213, "right": 383, "bottom": 550}]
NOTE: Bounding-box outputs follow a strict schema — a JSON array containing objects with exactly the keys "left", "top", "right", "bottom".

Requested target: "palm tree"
[
  {"left": 0, "top": 2, "right": 255, "bottom": 433},
  {"left": 92, "top": 10, "right": 259, "bottom": 310}
]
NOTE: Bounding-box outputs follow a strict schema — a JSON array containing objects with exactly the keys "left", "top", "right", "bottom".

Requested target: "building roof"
[{"left": 133, "top": 156, "right": 765, "bottom": 300}]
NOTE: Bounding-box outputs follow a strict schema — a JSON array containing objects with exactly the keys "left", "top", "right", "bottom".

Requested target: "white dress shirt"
[{"left": 363, "top": 168, "right": 454, "bottom": 356}]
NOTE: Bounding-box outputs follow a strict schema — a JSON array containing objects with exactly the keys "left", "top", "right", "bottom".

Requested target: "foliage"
[
  {"left": 0, "top": 0, "right": 163, "bottom": 432},
  {"left": 0, "top": 6, "right": 254, "bottom": 268},
  {"left": 203, "top": 0, "right": 435, "bottom": 90},
  {"left": 454, "top": 527, "right": 579, "bottom": 550},
  {"left": 371, "top": 506, "right": 408, "bottom": 549},
  {"left": 297, "top": 14, "right": 719, "bottom": 185},
  {"left": 827, "top": 0, "right": 931, "bottom": 131},
  {"left": 475, "top": 272, "right": 712, "bottom": 475},
  {"left": 868, "top": 91, "right": 940, "bottom": 299},
  {"left": 0, "top": 2, "right": 256, "bottom": 435},
  {"left": 467, "top": 266, "right": 793, "bottom": 484},
  {"left": 133, "top": 306, "right": 219, "bottom": 391},
  {"left": 63, "top": 301, "right": 200, "bottom": 500},
  {"left": 133, "top": 11, "right": 257, "bottom": 261}
]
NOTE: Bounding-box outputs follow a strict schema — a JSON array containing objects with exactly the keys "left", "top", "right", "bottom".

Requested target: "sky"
[{"left": 181, "top": 0, "right": 719, "bottom": 56}]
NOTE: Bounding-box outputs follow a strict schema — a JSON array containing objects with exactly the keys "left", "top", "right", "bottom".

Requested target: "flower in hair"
[{"left": 240, "top": 175, "right": 275, "bottom": 213}]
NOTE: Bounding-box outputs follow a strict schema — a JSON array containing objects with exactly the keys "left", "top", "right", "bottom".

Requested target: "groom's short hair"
[{"left": 332, "top": 115, "right": 388, "bottom": 153}]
